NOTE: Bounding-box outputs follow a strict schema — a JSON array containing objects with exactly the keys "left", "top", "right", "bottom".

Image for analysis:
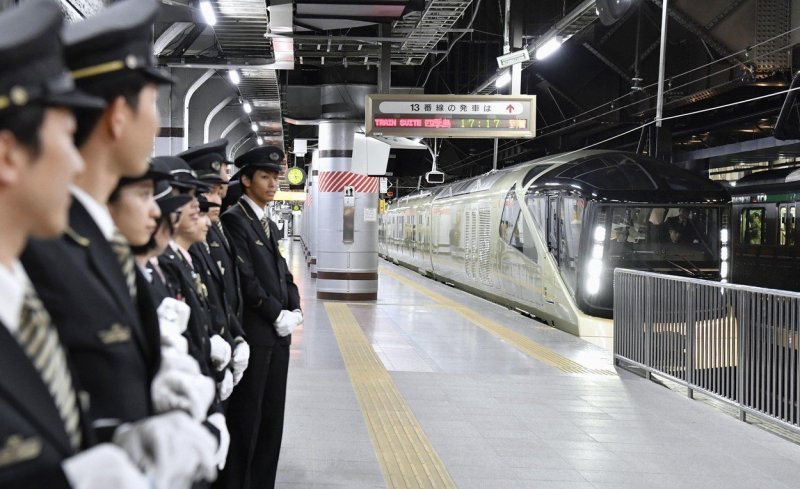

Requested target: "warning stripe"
[{"left": 318, "top": 171, "right": 378, "bottom": 193}]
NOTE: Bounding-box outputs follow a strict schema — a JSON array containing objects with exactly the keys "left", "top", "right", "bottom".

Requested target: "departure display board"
[{"left": 366, "top": 94, "right": 536, "bottom": 138}]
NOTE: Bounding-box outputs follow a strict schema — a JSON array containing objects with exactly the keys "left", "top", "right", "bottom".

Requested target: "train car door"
[{"left": 543, "top": 193, "right": 560, "bottom": 304}]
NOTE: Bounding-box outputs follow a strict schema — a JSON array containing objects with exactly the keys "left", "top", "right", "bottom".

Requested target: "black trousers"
[{"left": 215, "top": 342, "right": 289, "bottom": 489}]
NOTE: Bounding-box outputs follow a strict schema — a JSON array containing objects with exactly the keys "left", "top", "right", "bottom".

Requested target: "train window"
[
  {"left": 739, "top": 208, "right": 764, "bottom": 245},
  {"left": 525, "top": 193, "right": 547, "bottom": 230},
  {"left": 499, "top": 187, "right": 521, "bottom": 244},
  {"left": 559, "top": 196, "right": 585, "bottom": 294},
  {"left": 556, "top": 154, "right": 657, "bottom": 190},
  {"left": 779, "top": 205, "right": 795, "bottom": 246},
  {"left": 500, "top": 187, "right": 538, "bottom": 262}
]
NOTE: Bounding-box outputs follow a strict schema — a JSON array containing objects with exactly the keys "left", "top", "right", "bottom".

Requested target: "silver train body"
[{"left": 379, "top": 150, "right": 730, "bottom": 346}]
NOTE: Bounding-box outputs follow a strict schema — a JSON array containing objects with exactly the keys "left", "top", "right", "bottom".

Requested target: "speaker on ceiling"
[{"left": 596, "top": 0, "right": 636, "bottom": 26}]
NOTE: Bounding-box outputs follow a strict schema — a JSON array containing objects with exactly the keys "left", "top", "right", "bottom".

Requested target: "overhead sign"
[
  {"left": 497, "top": 49, "right": 530, "bottom": 68},
  {"left": 366, "top": 94, "right": 536, "bottom": 139}
]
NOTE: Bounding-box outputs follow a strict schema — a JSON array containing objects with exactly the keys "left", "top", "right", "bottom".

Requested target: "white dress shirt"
[
  {"left": 0, "top": 261, "right": 30, "bottom": 334},
  {"left": 71, "top": 185, "right": 115, "bottom": 240},
  {"left": 241, "top": 194, "right": 266, "bottom": 221}
]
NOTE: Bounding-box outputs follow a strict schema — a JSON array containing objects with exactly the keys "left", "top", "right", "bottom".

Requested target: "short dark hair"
[
  {"left": 0, "top": 104, "right": 46, "bottom": 156},
  {"left": 73, "top": 71, "right": 151, "bottom": 148}
]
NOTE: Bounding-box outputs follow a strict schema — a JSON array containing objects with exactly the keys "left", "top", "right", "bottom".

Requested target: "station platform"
[{"left": 277, "top": 241, "right": 800, "bottom": 489}]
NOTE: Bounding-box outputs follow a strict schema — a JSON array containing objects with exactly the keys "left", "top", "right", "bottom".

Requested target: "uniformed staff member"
[
  {"left": 158, "top": 156, "right": 234, "bottom": 401},
  {"left": 0, "top": 1, "right": 151, "bottom": 487},
  {"left": 20, "top": 0, "right": 219, "bottom": 486},
  {"left": 218, "top": 146, "right": 303, "bottom": 489},
  {"left": 181, "top": 139, "right": 250, "bottom": 387},
  {"left": 138, "top": 157, "right": 193, "bottom": 304}
]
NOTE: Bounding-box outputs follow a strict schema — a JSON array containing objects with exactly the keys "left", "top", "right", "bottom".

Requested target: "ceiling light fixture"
[
  {"left": 199, "top": 2, "right": 216, "bottom": 26},
  {"left": 243, "top": 102, "right": 252, "bottom": 114},
  {"left": 535, "top": 36, "right": 563, "bottom": 60},
  {"left": 251, "top": 123, "right": 258, "bottom": 132},
  {"left": 228, "top": 69, "right": 240, "bottom": 85},
  {"left": 257, "top": 137, "right": 263, "bottom": 145}
]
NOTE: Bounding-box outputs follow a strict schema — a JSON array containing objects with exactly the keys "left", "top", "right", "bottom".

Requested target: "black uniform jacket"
[
  {"left": 158, "top": 246, "right": 220, "bottom": 381},
  {"left": 0, "top": 312, "right": 100, "bottom": 488},
  {"left": 21, "top": 200, "right": 160, "bottom": 440},
  {"left": 206, "top": 224, "right": 245, "bottom": 339},
  {"left": 221, "top": 200, "right": 300, "bottom": 347}
]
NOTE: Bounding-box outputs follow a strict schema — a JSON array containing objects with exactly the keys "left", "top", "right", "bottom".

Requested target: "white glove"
[
  {"left": 152, "top": 347, "right": 215, "bottom": 420},
  {"left": 218, "top": 369, "right": 234, "bottom": 401},
  {"left": 209, "top": 334, "right": 232, "bottom": 371},
  {"left": 157, "top": 298, "right": 191, "bottom": 354},
  {"left": 206, "top": 413, "right": 230, "bottom": 470},
  {"left": 231, "top": 340, "right": 250, "bottom": 385},
  {"left": 292, "top": 309, "right": 304, "bottom": 325},
  {"left": 273, "top": 310, "right": 302, "bottom": 337},
  {"left": 62, "top": 444, "right": 150, "bottom": 489},
  {"left": 113, "top": 411, "right": 218, "bottom": 489}
]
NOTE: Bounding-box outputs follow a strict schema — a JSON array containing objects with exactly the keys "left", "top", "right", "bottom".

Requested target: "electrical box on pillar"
[{"left": 343, "top": 185, "right": 355, "bottom": 244}]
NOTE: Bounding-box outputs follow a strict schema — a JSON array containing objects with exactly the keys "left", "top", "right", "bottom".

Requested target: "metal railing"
[{"left": 614, "top": 268, "right": 800, "bottom": 434}]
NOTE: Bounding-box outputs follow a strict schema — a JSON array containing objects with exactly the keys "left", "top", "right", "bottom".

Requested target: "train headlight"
[
  {"left": 720, "top": 246, "right": 729, "bottom": 261},
  {"left": 720, "top": 261, "right": 729, "bottom": 279},
  {"left": 591, "top": 244, "right": 604, "bottom": 259},
  {"left": 587, "top": 258, "right": 603, "bottom": 276},
  {"left": 593, "top": 225, "right": 606, "bottom": 242},
  {"left": 720, "top": 228, "right": 729, "bottom": 244},
  {"left": 585, "top": 276, "right": 601, "bottom": 295}
]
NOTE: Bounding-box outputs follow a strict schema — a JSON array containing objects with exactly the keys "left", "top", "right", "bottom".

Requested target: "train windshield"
[
  {"left": 600, "top": 206, "right": 723, "bottom": 272},
  {"left": 580, "top": 205, "right": 726, "bottom": 315}
]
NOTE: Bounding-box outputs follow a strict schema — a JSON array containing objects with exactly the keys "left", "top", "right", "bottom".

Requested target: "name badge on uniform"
[
  {"left": 97, "top": 323, "right": 132, "bottom": 344},
  {"left": 0, "top": 435, "right": 42, "bottom": 467},
  {"left": 209, "top": 241, "right": 221, "bottom": 248},
  {"left": 255, "top": 239, "right": 265, "bottom": 246}
]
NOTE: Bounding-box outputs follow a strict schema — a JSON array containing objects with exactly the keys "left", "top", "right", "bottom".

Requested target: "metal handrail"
[{"left": 614, "top": 268, "right": 800, "bottom": 434}]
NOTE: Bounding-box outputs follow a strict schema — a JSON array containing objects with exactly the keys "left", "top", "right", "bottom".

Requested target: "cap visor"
[
  {"left": 45, "top": 89, "right": 106, "bottom": 111},
  {"left": 199, "top": 175, "right": 225, "bottom": 185},
  {"left": 157, "top": 194, "right": 192, "bottom": 215}
]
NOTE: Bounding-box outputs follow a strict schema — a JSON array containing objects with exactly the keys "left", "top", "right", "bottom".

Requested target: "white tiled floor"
[{"left": 278, "top": 241, "right": 800, "bottom": 488}]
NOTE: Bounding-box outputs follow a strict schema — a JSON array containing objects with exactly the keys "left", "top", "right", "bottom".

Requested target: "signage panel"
[
  {"left": 366, "top": 94, "right": 536, "bottom": 138},
  {"left": 497, "top": 49, "right": 530, "bottom": 68}
]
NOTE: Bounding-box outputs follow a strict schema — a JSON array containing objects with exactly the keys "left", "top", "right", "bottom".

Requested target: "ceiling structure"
[{"left": 37, "top": 0, "right": 800, "bottom": 194}]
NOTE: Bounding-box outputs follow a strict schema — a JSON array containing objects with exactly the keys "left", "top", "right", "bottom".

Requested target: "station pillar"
[
  {"left": 308, "top": 150, "right": 319, "bottom": 278},
  {"left": 315, "top": 122, "right": 379, "bottom": 300}
]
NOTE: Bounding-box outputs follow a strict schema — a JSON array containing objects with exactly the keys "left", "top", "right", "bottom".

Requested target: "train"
[
  {"left": 379, "top": 150, "right": 731, "bottom": 346},
  {"left": 730, "top": 167, "right": 800, "bottom": 290}
]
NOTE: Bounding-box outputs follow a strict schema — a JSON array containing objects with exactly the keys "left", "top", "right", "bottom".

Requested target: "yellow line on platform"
[
  {"left": 380, "top": 266, "right": 616, "bottom": 376},
  {"left": 324, "top": 302, "right": 457, "bottom": 489}
]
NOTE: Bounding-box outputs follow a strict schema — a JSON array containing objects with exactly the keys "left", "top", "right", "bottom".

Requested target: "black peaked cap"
[
  {"left": 177, "top": 139, "right": 229, "bottom": 184},
  {"left": 117, "top": 160, "right": 171, "bottom": 188},
  {"left": 233, "top": 145, "right": 285, "bottom": 176},
  {"left": 0, "top": 0, "right": 105, "bottom": 113},
  {"left": 153, "top": 155, "right": 211, "bottom": 192},
  {"left": 63, "top": 0, "right": 174, "bottom": 84},
  {"left": 197, "top": 194, "right": 221, "bottom": 213},
  {"left": 150, "top": 156, "right": 192, "bottom": 214}
]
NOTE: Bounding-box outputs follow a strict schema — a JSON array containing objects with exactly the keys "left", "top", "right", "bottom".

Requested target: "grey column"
[
  {"left": 308, "top": 150, "right": 319, "bottom": 278},
  {"left": 315, "top": 122, "right": 379, "bottom": 301}
]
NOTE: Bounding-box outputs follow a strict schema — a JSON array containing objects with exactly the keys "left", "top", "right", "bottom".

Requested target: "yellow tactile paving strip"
[
  {"left": 380, "top": 266, "right": 616, "bottom": 376},
  {"left": 324, "top": 302, "right": 457, "bottom": 489}
]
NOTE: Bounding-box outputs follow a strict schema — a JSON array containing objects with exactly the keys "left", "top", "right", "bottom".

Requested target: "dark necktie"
[
  {"left": 260, "top": 214, "right": 271, "bottom": 240},
  {"left": 109, "top": 229, "right": 137, "bottom": 300},
  {"left": 16, "top": 283, "right": 82, "bottom": 450},
  {"left": 215, "top": 221, "right": 230, "bottom": 248}
]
